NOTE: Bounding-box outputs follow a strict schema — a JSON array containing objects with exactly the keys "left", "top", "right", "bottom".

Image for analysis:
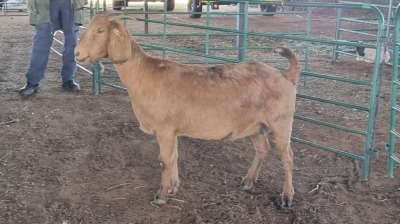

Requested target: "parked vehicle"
[
  {"left": 260, "top": 2, "right": 279, "bottom": 16},
  {"left": 188, "top": 0, "right": 284, "bottom": 19},
  {"left": 112, "top": 0, "right": 175, "bottom": 11},
  {"left": 1, "top": 0, "right": 27, "bottom": 11}
]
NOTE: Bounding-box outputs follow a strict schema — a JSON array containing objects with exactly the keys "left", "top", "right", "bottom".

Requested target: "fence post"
[{"left": 237, "top": 2, "right": 246, "bottom": 62}]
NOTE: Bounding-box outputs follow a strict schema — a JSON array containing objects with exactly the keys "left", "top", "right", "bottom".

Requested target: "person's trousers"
[{"left": 25, "top": 0, "right": 79, "bottom": 85}]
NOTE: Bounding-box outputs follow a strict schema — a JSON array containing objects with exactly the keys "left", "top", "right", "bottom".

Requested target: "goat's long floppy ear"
[{"left": 108, "top": 20, "right": 132, "bottom": 63}]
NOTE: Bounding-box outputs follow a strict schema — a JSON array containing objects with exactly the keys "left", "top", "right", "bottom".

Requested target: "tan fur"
[
  {"left": 75, "top": 14, "right": 300, "bottom": 207},
  {"left": 108, "top": 21, "right": 132, "bottom": 63}
]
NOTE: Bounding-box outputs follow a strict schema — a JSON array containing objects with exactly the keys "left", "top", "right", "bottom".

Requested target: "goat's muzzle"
[{"left": 74, "top": 50, "right": 91, "bottom": 65}]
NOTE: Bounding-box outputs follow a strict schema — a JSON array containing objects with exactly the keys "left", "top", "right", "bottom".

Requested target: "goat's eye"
[{"left": 97, "top": 29, "right": 105, "bottom": 34}]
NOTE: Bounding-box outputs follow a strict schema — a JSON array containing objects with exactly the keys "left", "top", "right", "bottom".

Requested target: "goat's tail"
[{"left": 273, "top": 47, "right": 300, "bottom": 85}]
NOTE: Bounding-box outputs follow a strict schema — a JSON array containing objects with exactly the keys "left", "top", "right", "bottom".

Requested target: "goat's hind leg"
[
  {"left": 153, "top": 133, "right": 179, "bottom": 205},
  {"left": 241, "top": 134, "right": 269, "bottom": 190},
  {"left": 269, "top": 119, "right": 294, "bottom": 208}
]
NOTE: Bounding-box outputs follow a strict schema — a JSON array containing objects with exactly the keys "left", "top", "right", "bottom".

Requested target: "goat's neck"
[{"left": 112, "top": 40, "right": 151, "bottom": 94}]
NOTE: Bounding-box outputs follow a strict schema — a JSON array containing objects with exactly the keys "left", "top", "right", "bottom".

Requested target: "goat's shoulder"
[{"left": 139, "top": 57, "right": 184, "bottom": 77}]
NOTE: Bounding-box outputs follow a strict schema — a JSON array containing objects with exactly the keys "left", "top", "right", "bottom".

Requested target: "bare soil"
[{"left": 1, "top": 4, "right": 400, "bottom": 224}]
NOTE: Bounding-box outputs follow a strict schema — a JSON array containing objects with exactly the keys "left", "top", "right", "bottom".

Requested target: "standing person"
[{"left": 19, "top": 0, "right": 86, "bottom": 96}]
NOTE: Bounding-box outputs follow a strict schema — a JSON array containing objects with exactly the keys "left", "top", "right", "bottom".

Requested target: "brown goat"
[{"left": 75, "top": 14, "right": 300, "bottom": 207}]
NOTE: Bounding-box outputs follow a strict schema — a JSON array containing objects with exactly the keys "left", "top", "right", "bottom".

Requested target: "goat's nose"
[{"left": 75, "top": 51, "right": 80, "bottom": 57}]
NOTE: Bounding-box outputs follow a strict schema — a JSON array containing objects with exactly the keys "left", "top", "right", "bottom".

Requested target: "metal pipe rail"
[
  {"left": 51, "top": 30, "right": 93, "bottom": 77},
  {"left": 387, "top": 3, "right": 400, "bottom": 178}
]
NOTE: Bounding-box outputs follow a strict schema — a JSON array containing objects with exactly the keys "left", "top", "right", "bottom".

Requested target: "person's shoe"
[
  {"left": 62, "top": 80, "right": 80, "bottom": 92},
  {"left": 19, "top": 82, "right": 40, "bottom": 96}
]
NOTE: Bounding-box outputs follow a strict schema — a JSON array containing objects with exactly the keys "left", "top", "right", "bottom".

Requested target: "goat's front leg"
[
  {"left": 153, "top": 133, "right": 179, "bottom": 205},
  {"left": 167, "top": 136, "right": 180, "bottom": 197}
]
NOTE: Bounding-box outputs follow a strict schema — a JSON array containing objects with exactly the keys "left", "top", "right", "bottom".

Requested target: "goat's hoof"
[
  {"left": 280, "top": 196, "right": 293, "bottom": 209},
  {"left": 240, "top": 183, "right": 253, "bottom": 191},
  {"left": 152, "top": 196, "right": 167, "bottom": 205}
]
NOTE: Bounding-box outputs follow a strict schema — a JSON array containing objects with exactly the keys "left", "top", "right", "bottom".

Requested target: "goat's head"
[
  {"left": 355, "top": 41, "right": 365, "bottom": 56},
  {"left": 75, "top": 14, "right": 132, "bottom": 65},
  {"left": 355, "top": 46, "right": 365, "bottom": 56}
]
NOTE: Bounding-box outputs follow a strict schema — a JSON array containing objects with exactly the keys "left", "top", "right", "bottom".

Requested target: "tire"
[
  {"left": 166, "top": 0, "right": 175, "bottom": 11},
  {"left": 260, "top": 4, "right": 277, "bottom": 16},
  {"left": 113, "top": 0, "right": 127, "bottom": 11},
  {"left": 188, "top": 0, "right": 202, "bottom": 19}
]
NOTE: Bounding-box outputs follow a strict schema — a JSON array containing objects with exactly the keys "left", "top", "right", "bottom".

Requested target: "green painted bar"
[
  {"left": 92, "top": 63, "right": 101, "bottom": 95},
  {"left": 247, "top": 31, "right": 377, "bottom": 48},
  {"left": 136, "top": 18, "right": 244, "bottom": 33},
  {"left": 390, "top": 130, "right": 400, "bottom": 139},
  {"left": 338, "top": 28, "right": 380, "bottom": 37},
  {"left": 294, "top": 115, "right": 366, "bottom": 136},
  {"left": 392, "top": 105, "right": 400, "bottom": 113},
  {"left": 301, "top": 71, "right": 371, "bottom": 86},
  {"left": 362, "top": 6, "right": 384, "bottom": 180},
  {"left": 291, "top": 137, "right": 364, "bottom": 161},
  {"left": 139, "top": 44, "right": 241, "bottom": 63},
  {"left": 297, "top": 94, "right": 370, "bottom": 112},
  {"left": 388, "top": 3, "right": 400, "bottom": 178},
  {"left": 340, "top": 17, "right": 383, "bottom": 25},
  {"left": 99, "top": 82, "right": 127, "bottom": 91}
]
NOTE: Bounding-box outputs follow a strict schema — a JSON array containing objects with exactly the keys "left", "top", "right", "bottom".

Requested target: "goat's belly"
[{"left": 181, "top": 123, "right": 263, "bottom": 141}]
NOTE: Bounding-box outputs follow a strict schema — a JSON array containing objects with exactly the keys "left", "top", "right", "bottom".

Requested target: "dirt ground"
[{"left": 1, "top": 3, "right": 400, "bottom": 224}]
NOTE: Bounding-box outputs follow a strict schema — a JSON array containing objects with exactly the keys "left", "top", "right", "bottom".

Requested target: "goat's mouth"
[{"left": 75, "top": 56, "right": 91, "bottom": 65}]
